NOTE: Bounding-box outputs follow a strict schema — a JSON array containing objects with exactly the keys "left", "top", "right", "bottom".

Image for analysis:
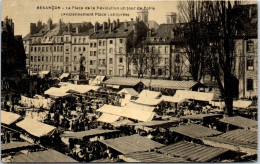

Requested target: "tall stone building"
[
  {"left": 23, "top": 17, "right": 148, "bottom": 78},
  {"left": 234, "top": 4, "right": 258, "bottom": 98},
  {"left": 145, "top": 12, "right": 192, "bottom": 80},
  {"left": 23, "top": 19, "right": 93, "bottom": 77},
  {"left": 2, "top": 17, "right": 26, "bottom": 78}
]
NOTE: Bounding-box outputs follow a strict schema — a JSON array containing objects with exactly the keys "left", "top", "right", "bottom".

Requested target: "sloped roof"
[
  {"left": 103, "top": 77, "right": 142, "bottom": 86},
  {"left": 103, "top": 77, "right": 200, "bottom": 90},
  {"left": 23, "top": 22, "right": 93, "bottom": 41},
  {"left": 129, "top": 120, "right": 178, "bottom": 127},
  {"left": 219, "top": 116, "right": 257, "bottom": 129},
  {"left": 16, "top": 118, "right": 56, "bottom": 137},
  {"left": 60, "top": 129, "right": 119, "bottom": 139},
  {"left": 89, "top": 21, "right": 136, "bottom": 39},
  {"left": 2, "top": 142, "right": 34, "bottom": 152},
  {"left": 146, "top": 20, "right": 160, "bottom": 30},
  {"left": 141, "top": 79, "right": 199, "bottom": 90},
  {"left": 97, "top": 113, "right": 121, "bottom": 123},
  {"left": 96, "top": 104, "right": 155, "bottom": 122},
  {"left": 170, "top": 124, "right": 222, "bottom": 139},
  {"left": 180, "top": 114, "right": 222, "bottom": 120},
  {"left": 158, "top": 141, "right": 229, "bottom": 162},
  {"left": 11, "top": 149, "right": 78, "bottom": 163},
  {"left": 203, "top": 129, "right": 257, "bottom": 155},
  {"left": 100, "top": 134, "right": 164, "bottom": 154},
  {"left": 23, "top": 33, "right": 31, "bottom": 41},
  {"left": 1, "top": 110, "right": 21, "bottom": 125},
  {"left": 120, "top": 151, "right": 187, "bottom": 162},
  {"left": 155, "top": 24, "right": 176, "bottom": 38},
  {"left": 118, "top": 88, "right": 139, "bottom": 97}
]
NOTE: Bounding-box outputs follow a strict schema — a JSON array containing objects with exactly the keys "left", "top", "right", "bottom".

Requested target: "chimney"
[
  {"left": 108, "top": 18, "right": 111, "bottom": 26},
  {"left": 68, "top": 22, "right": 72, "bottom": 32},
  {"left": 30, "top": 23, "right": 37, "bottom": 35},
  {"left": 58, "top": 19, "right": 63, "bottom": 29},
  {"left": 47, "top": 18, "right": 52, "bottom": 31},
  {"left": 113, "top": 20, "right": 116, "bottom": 29},
  {"left": 166, "top": 12, "right": 177, "bottom": 24},
  {"left": 124, "top": 21, "right": 128, "bottom": 28},
  {"left": 37, "top": 20, "right": 42, "bottom": 28},
  {"left": 94, "top": 21, "right": 98, "bottom": 32},
  {"left": 103, "top": 22, "right": 107, "bottom": 31},
  {"left": 117, "top": 19, "right": 120, "bottom": 27},
  {"left": 148, "top": 30, "right": 152, "bottom": 38},
  {"left": 109, "top": 24, "right": 113, "bottom": 33},
  {"left": 76, "top": 26, "right": 79, "bottom": 34}
]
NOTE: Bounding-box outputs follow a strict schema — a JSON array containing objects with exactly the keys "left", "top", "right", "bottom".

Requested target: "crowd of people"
[{"left": 1, "top": 75, "right": 258, "bottom": 162}]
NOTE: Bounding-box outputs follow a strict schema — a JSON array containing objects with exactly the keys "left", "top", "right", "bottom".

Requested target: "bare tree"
[
  {"left": 205, "top": 1, "right": 241, "bottom": 116},
  {"left": 178, "top": 1, "right": 242, "bottom": 116},
  {"left": 176, "top": 1, "right": 206, "bottom": 82}
]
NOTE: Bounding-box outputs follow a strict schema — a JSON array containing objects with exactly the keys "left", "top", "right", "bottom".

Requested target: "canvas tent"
[
  {"left": 1, "top": 111, "right": 21, "bottom": 125},
  {"left": 96, "top": 104, "right": 155, "bottom": 122},
  {"left": 16, "top": 118, "right": 56, "bottom": 137},
  {"left": 59, "top": 73, "right": 70, "bottom": 80},
  {"left": 118, "top": 88, "right": 139, "bottom": 97}
]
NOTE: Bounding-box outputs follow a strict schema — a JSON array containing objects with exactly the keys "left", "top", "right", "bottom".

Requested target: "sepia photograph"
[{"left": 1, "top": 0, "right": 258, "bottom": 162}]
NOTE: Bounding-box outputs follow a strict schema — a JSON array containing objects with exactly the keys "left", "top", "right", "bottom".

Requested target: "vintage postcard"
[{"left": 1, "top": 0, "right": 258, "bottom": 162}]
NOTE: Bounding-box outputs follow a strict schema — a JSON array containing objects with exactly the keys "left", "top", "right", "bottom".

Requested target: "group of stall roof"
[
  {"left": 2, "top": 105, "right": 257, "bottom": 162},
  {"left": 2, "top": 76, "right": 257, "bottom": 162}
]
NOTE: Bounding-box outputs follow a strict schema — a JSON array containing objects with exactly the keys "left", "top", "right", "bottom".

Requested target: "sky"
[{"left": 2, "top": 0, "right": 180, "bottom": 37}]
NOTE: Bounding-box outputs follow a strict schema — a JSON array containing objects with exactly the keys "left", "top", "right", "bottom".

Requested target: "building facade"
[{"left": 23, "top": 17, "right": 147, "bottom": 78}]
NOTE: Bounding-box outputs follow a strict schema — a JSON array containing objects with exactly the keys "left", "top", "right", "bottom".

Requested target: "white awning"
[
  {"left": 97, "top": 104, "right": 155, "bottom": 122},
  {"left": 97, "top": 113, "right": 120, "bottom": 123},
  {"left": 1, "top": 111, "right": 21, "bottom": 125},
  {"left": 59, "top": 73, "right": 70, "bottom": 80},
  {"left": 38, "top": 71, "right": 50, "bottom": 78},
  {"left": 69, "top": 85, "right": 100, "bottom": 94},
  {"left": 233, "top": 100, "right": 252, "bottom": 108},
  {"left": 161, "top": 95, "right": 186, "bottom": 103},
  {"left": 133, "top": 98, "right": 163, "bottom": 106},
  {"left": 118, "top": 88, "right": 139, "bottom": 97},
  {"left": 113, "top": 85, "right": 120, "bottom": 89},
  {"left": 174, "top": 90, "right": 214, "bottom": 102},
  {"left": 126, "top": 102, "right": 155, "bottom": 112},
  {"left": 89, "top": 75, "right": 105, "bottom": 85},
  {"left": 16, "top": 118, "right": 56, "bottom": 137},
  {"left": 209, "top": 100, "right": 253, "bottom": 109},
  {"left": 48, "top": 92, "right": 70, "bottom": 98},
  {"left": 138, "top": 90, "right": 161, "bottom": 99}
]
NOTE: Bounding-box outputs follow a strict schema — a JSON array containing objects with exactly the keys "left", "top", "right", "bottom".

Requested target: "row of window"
[
  {"left": 73, "top": 47, "right": 86, "bottom": 52},
  {"left": 31, "top": 65, "right": 63, "bottom": 71},
  {"left": 31, "top": 56, "right": 69, "bottom": 63},
  {"left": 89, "top": 57, "right": 123, "bottom": 65},
  {"left": 30, "top": 46, "right": 63, "bottom": 52},
  {"left": 150, "top": 46, "right": 169, "bottom": 54}
]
